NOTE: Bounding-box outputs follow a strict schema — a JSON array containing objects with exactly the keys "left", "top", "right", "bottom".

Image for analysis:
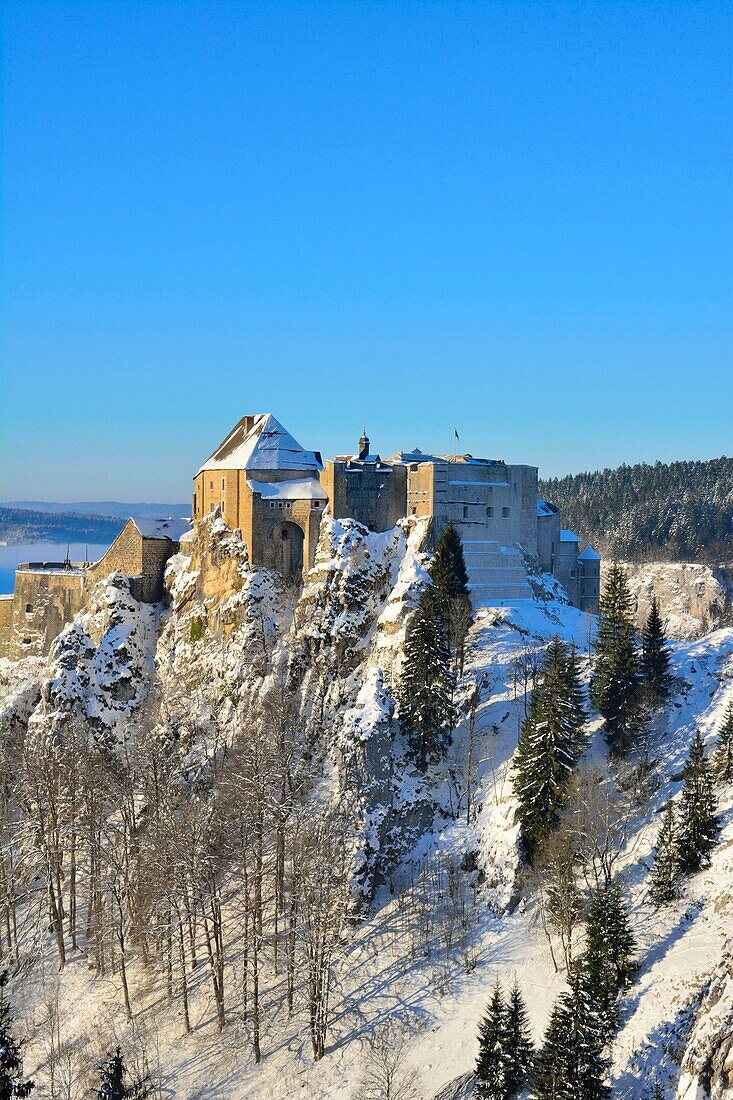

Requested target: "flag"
[{"left": 454, "top": 428, "right": 460, "bottom": 441}]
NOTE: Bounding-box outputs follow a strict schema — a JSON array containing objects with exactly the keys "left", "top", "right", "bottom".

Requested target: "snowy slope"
[{"left": 0, "top": 520, "right": 731, "bottom": 1099}]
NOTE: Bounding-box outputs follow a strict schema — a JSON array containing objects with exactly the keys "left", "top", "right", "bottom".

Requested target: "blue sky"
[{"left": 3, "top": 0, "right": 731, "bottom": 502}]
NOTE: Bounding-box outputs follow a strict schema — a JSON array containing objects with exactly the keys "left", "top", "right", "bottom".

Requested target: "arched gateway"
[{"left": 274, "top": 521, "right": 305, "bottom": 577}]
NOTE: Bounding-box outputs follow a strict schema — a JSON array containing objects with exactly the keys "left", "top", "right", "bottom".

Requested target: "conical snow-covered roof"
[{"left": 197, "top": 414, "right": 322, "bottom": 474}]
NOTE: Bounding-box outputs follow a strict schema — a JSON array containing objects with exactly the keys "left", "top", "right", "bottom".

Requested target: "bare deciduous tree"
[{"left": 355, "top": 1019, "right": 422, "bottom": 1100}]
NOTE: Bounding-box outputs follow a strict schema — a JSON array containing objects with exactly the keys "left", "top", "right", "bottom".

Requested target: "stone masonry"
[
  {"left": 193, "top": 416, "right": 601, "bottom": 610},
  {"left": 1, "top": 518, "right": 186, "bottom": 660}
]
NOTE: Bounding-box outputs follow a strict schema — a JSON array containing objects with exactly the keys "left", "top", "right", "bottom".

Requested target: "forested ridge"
[
  {"left": 0, "top": 506, "right": 124, "bottom": 546},
  {"left": 540, "top": 456, "right": 733, "bottom": 562}
]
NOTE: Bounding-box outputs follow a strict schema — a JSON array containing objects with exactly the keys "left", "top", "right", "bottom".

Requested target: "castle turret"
[{"left": 358, "top": 429, "right": 370, "bottom": 460}]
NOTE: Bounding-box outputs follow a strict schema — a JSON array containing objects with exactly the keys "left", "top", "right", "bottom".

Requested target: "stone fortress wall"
[
  {"left": 320, "top": 430, "right": 600, "bottom": 610},
  {"left": 0, "top": 518, "right": 185, "bottom": 660}
]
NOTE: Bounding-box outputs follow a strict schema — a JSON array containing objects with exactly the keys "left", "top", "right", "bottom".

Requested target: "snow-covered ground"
[{"left": 1, "top": 519, "right": 732, "bottom": 1099}]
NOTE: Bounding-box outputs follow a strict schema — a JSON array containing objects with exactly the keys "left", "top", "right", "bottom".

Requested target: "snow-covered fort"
[
  {"left": 0, "top": 412, "right": 600, "bottom": 660},
  {"left": 193, "top": 413, "right": 601, "bottom": 611}
]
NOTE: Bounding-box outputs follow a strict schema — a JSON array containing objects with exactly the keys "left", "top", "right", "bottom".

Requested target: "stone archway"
[{"left": 274, "top": 521, "right": 305, "bottom": 577}]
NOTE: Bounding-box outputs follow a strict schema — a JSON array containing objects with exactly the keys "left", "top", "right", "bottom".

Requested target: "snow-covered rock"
[
  {"left": 27, "top": 572, "right": 158, "bottom": 753},
  {"left": 677, "top": 940, "right": 733, "bottom": 1100},
  {"left": 609, "top": 561, "right": 732, "bottom": 640}
]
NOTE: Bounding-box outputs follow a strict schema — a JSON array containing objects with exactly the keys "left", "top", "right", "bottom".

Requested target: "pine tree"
[
  {"left": 648, "top": 803, "right": 680, "bottom": 907},
  {"left": 563, "top": 643, "right": 588, "bottom": 756},
  {"left": 713, "top": 701, "right": 733, "bottom": 783},
  {"left": 513, "top": 638, "right": 587, "bottom": 858},
  {"left": 719, "top": 593, "right": 733, "bottom": 629},
  {"left": 677, "top": 730, "right": 718, "bottom": 874},
  {"left": 580, "top": 880, "right": 636, "bottom": 1040},
  {"left": 590, "top": 565, "right": 642, "bottom": 755},
  {"left": 430, "top": 523, "right": 472, "bottom": 676},
  {"left": 500, "top": 979, "right": 534, "bottom": 1098},
  {"left": 475, "top": 980, "right": 507, "bottom": 1100},
  {"left": 0, "top": 972, "right": 33, "bottom": 1099},
  {"left": 640, "top": 597, "right": 672, "bottom": 704},
  {"left": 398, "top": 589, "right": 455, "bottom": 770},
  {"left": 97, "top": 1047, "right": 149, "bottom": 1100},
  {"left": 430, "top": 522, "right": 470, "bottom": 613},
  {"left": 533, "top": 972, "right": 610, "bottom": 1100}
]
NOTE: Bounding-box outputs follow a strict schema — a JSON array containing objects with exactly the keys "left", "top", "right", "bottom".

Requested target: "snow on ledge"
[{"left": 248, "top": 477, "right": 328, "bottom": 501}]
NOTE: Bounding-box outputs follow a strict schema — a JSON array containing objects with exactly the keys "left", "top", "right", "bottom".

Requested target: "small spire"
[{"left": 358, "top": 428, "right": 370, "bottom": 460}]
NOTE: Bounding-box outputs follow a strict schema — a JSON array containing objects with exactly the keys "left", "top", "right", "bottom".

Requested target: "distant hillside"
[
  {"left": 0, "top": 507, "right": 126, "bottom": 546},
  {"left": 3, "top": 501, "right": 190, "bottom": 520},
  {"left": 539, "top": 456, "right": 733, "bottom": 562}
]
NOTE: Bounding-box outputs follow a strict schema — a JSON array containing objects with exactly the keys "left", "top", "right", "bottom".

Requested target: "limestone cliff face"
[
  {"left": 157, "top": 511, "right": 436, "bottom": 899},
  {"left": 0, "top": 655, "right": 44, "bottom": 739},
  {"left": 299, "top": 516, "right": 436, "bottom": 899},
  {"left": 607, "top": 561, "right": 732, "bottom": 639},
  {"left": 287, "top": 516, "right": 430, "bottom": 736},
  {"left": 11, "top": 509, "right": 438, "bottom": 899},
  {"left": 676, "top": 940, "right": 733, "bottom": 1100},
  {"left": 26, "top": 573, "right": 159, "bottom": 754},
  {"left": 153, "top": 512, "right": 285, "bottom": 778}
]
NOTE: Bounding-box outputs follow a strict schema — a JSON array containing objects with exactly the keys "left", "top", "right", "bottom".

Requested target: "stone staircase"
[{"left": 462, "top": 540, "right": 532, "bottom": 605}]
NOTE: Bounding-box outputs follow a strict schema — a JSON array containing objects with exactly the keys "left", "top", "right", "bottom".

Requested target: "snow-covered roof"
[
  {"left": 133, "top": 518, "right": 192, "bottom": 541},
  {"left": 560, "top": 529, "right": 580, "bottom": 543},
  {"left": 537, "top": 498, "right": 559, "bottom": 517},
  {"left": 386, "top": 449, "right": 504, "bottom": 467},
  {"left": 578, "top": 545, "right": 601, "bottom": 560},
  {"left": 198, "top": 414, "right": 322, "bottom": 474},
  {"left": 247, "top": 478, "right": 328, "bottom": 501},
  {"left": 333, "top": 453, "right": 392, "bottom": 469}
]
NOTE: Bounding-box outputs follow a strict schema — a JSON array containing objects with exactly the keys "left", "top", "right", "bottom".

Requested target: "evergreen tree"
[
  {"left": 513, "top": 638, "right": 587, "bottom": 858},
  {"left": 590, "top": 565, "right": 642, "bottom": 755},
  {"left": 430, "top": 522, "right": 470, "bottom": 613},
  {"left": 0, "top": 972, "right": 33, "bottom": 1099},
  {"left": 398, "top": 589, "right": 455, "bottom": 770},
  {"left": 640, "top": 597, "right": 672, "bottom": 704},
  {"left": 533, "top": 972, "right": 610, "bottom": 1100},
  {"left": 97, "top": 1047, "right": 149, "bottom": 1100},
  {"left": 648, "top": 803, "right": 680, "bottom": 907},
  {"left": 500, "top": 979, "right": 534, "bottom": 1098},
  {"left": 475, "top": 981, "right": 507, "bottom": 1100},
  {"left": 719, "top": 592, "right": 733, "bottom": 629},
  {"left": 677, "top": 730, "right": 718, "bottom": 874},
  {"left": 713, "top": 701, "right": 733, "bottom": 783},
  {"left": 563, "top": 643, "right": 588, "bottom": 755},
  {"left": 580, "top": 880, "right": 636, "bottom": 1040},
  {"left": 430, "top": 523, "right": 472, "bottom": 677}
]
